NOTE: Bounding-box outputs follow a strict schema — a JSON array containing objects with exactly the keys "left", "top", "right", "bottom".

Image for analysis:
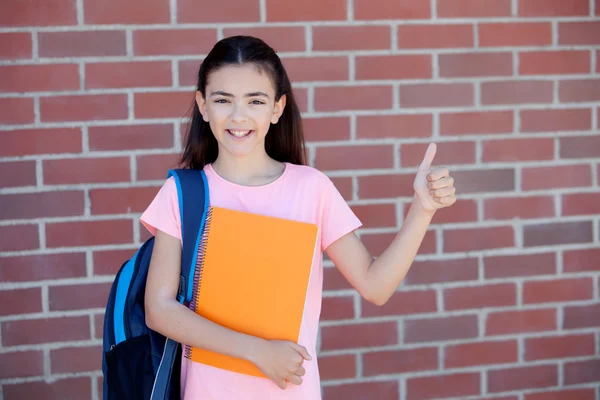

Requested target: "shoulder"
[{"left": 285, "top": 163, "right": 333, "bottom": 187}]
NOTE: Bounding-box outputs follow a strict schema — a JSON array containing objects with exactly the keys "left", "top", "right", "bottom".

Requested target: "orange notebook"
[{"left": 184, "top": 206, "right": 319, "bottom": 378}]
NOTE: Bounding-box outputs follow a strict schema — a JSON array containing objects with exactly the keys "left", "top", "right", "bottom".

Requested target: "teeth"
[{"left": 229, "top": 130, "right": 250, "bottom": 138}]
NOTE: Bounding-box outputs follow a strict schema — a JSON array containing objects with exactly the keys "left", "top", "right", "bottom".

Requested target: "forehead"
[{"left": 206, "top": 64, "right": 275, "bottom": 95}]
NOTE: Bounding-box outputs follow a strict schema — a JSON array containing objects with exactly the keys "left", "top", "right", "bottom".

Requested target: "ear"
[
  {"left": 271, "top": 94, "right": 286, "bottom": 124},
  {"left": 195, "top": 91, "right": 209, "bottom": 122}
]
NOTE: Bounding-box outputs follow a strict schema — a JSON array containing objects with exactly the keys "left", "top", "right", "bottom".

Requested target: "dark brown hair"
[{"left": 180, "top": 36, "right": 306, "bottom": 169}]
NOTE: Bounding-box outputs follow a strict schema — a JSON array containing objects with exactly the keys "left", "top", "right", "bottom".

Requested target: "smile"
[{"left": 227, "top": 129, "right": 253, "bottom": 138}]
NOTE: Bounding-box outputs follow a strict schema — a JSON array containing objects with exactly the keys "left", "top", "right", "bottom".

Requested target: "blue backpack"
[{"left": 102, "top": 169, "right": 209, "bottom": 400}]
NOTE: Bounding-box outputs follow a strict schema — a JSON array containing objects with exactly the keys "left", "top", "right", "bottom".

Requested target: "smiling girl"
[{"left": 140, "top": 35, "right": 457, "bottom": 400}]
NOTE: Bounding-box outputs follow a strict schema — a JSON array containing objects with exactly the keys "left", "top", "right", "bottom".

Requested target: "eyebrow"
[{"left": 210, "top": 90, "right": 270, "bottom": 99}]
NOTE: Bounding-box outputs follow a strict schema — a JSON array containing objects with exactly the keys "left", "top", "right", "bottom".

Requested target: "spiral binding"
[{"left": 183, "top": 206, "right": 214, "bottom": 360}]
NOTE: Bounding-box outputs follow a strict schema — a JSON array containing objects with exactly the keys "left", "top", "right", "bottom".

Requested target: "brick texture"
[{"left": 1, "top": 1, "right": 599, "bottom": 400}]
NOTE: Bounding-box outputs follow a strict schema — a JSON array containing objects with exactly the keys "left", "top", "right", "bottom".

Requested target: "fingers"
[
  {"left": 277, "top": 379, "right": 287, "bottom": 390},
  {"left": 287, "top": 374, "right": 303, "bottom": 386},
  {"left": 419, "top": 143, "right": 437, "bottom": 171},
  {"left": 427, "top": 176, "right": 454, "bottom": 190},
  {"left": 427, "top": 167, "right": 450, "bottom": 182},
  {"left": 429, "top": 187, "right": 456, "bottom": 198},
  {"left": 290, "top": 343, "right": 312, "bottom": 361}
]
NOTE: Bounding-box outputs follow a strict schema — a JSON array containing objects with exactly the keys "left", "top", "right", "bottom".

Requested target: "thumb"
[
  {"left": 291, "top": 343, "right": 312, "bottom": 361},
  {"left": 419, "top": 143, "right": 437, "bottom": 171}
]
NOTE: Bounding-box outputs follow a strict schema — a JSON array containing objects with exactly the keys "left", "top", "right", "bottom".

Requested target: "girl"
[{"left": 141, "top": 36, "right": 456, "bottom": 400}]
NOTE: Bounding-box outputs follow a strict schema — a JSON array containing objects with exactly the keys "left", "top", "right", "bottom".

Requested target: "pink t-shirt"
[{"left": 140, "top": 162, "right": 362, "bottom": 400}]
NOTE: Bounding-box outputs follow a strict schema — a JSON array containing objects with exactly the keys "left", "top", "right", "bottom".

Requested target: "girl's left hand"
[{"left": 413, "top": 143, "right": 457, "bottom": 213}]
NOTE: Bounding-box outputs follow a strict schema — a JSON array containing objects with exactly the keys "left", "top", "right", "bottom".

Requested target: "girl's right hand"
[{"left": 250, "top": 340, "right": 312, "bottom": 390}]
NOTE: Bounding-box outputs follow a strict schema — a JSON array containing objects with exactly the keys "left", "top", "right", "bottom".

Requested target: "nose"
[{"left": 230, "top": 103, "right": 248, "bottom": 124}]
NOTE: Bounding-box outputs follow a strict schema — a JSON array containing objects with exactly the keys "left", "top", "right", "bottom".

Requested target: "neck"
[{"left": 211, "top": 152, "right": 285, "bottom": 187}]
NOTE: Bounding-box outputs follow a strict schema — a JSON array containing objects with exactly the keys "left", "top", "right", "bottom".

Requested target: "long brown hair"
[{"left": 180, "top": 36, "right": 306, "bottom": 169}]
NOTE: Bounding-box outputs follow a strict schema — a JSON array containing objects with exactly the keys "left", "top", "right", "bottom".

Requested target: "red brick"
[
  {"left": 484, "top": 138, "right": 554, "bottom": 162},
  {"left": 524, "top": 278, "right": 593, "bottom": 304},
  {"left": 398, "top": 24, "right": 473, "bottom": 48},
  {"left": 520, "top": 51, "right": 590, "bottom": 75},
  {"left": 559, "top": 21, "right": 600, "bottom": 45},
  {"left": 444, "top": 226, "right": 515, "bottom": 252},
  {"left": 559, "top": 79, "right": 600, "bottom": 102},
  {"left": 266, "top": 0, "right": 346, "bottom": 21},
  {"left": 405, "top": 315, "right": 478, "bottom": 343},
  {"left": 136, "top": 153, "right": 181, "bottom": 181},
  {"left": 356, "top": 55, "right": 431, "bottom": 80},
  {"left": 445, "top": 340, "right": 517, "bottom": 368},
  {"left": 364, "top": 347, "right": 438, "bottom": 376},
  {"left": 86, "top": 61, "right": 172, "bottom": 89},
  {"left": 283, "top": 56, "right": 348, "bottom": 82},
  {"left": 405, "top": 199, "right": 477, "bottom": 224},
  {"left": 184, "top": 1, "right": 261, "bottom": 21},
  {"left": 39, "top": 30, "right": 126, "bottom": 57},
  {"left": 486, "top": 309, "right": 556, "bottom": 335},
  {"left": 440, "top": 111, "right": 513, "bottom": 135},
  {"left": 484, "top": 196, "right": 554, "bottom": 220},
  {"left": 318, "top": 354, "right": 356, "bottom": 380},
  {"left": 350, "top": 204, "right": 396, "bottom": 229},
  {"left": 564, "top": 304, "right": 600, "bottom": 329},
  {"left": 315, "top": 85, "right": 394, "bottom": 111},
  {"left": 0, "top": 350, "right": 44, "bottom": 378},
  {"left": 0, "top": 160, "right": 36, "bottom": 189},
  {"left": 90, "top": 187, "right": 159, "bottom": 215},
  {"left": 2, "top": 316, "right": 90, "bottom": 346},
  {"left": 407, "top": 373, "right": 480, "bottom": 400},
  {"left": 520, "top": 108, "right": 592, "bottom": 132},
  {"left": 525, "top": 333, "right": 595, "bottom": 361},
  {"left": 355, "top": 0, "right": 430, "bottom": 19},
  {"left": 312, "top": 26, "right": 391, "bottom": 51},
  {"left": 356, "top": 114, "right": 432, "bottom": 139},
  {"left": 0, "top": 97, "right": 34, "bottom": 124},
  {"left": 560, "top": 136, "right": 600, "bottom": 158},
  {"left": 0, "top": 127, "right": 82, "bottom": 157},
  {"left": 406, "top": 258, "right": 478, "bottom": 286},
  {"left": 562, "top": 193, "right": 600, "bottom": 216},
  {"left": 40, "top": 94, "right": 128, "bottom": 122},
  {"left": 362, "top": 290, "right": 437, "bottom": 317},
  {"left": 524, "top": 221, "right": 593, "bottom": 247},
  {"left": 178, "top": 58, "right": 203, "bottom": 87},
  {"left": 315, "top": 145, "right": 394, "bottom": 170},
  {"left": 95, "top": 313, "right": 105, "bottom": 339},
  {"left": 448, "top": 169, "right": 516, "bottom": 194},
  {"left": 361, "top": 230, "right": 436, "bottom": 257},
  {"left": 485, "top": 253, "right": 556, "bottom": 279},
  {"left": 223, "top": 27, "right": 306, "bottom": 52},
  {"left": 46, "top": 219, "right": 133, "bottom": 247},
  {"left": 563, "top": 248, "right": 600, "bottom": 273},
  {"left": 293, "top": 87, "right": 308, "bottom": 113},
  {"left": 401, "top": 141, "right": 475, "bottom": 167},
  {"left": 43, "top": 157, "right": 130, "bottom": 184},
  {"left": 49, "top": 282, "right": 112, "bottom": 311},
  {"left": 89, "top": 124, "right": 173, "bottom": 151},
  {"left": 320, "top": 296, "right": 355, "bottom": 321},
  {"left": 0, "top": 288, "right": 42, "bottom": 316},
  {"left": 564, "top": 359, "right": 600, "bottom": 385},
  {"left": 0, "top": 253, "right": 86, "bottom": 282},
  {"left": 0, "top": 64, "right": 79, "bottom": 93},
  {"left": 482, "top": 80, "right": 554, "bottom": 105},
  {"left": 134, "top": 29, "right": 217, "bottom": 56},
  {"left": 84, "top": 0, "right": 170, "bottom": 24},
  {"left": 518, "top": 0, "right": 590, "bottom": 16},
  {"left": 323, "top": 266, "right": 353, "bottom": 291},
  {"left": 437, "top": 0, "right": 511, "bottom": 17},
  {"left": 0, "top": 191, "right": 84, "bottom": 220},
  {"left": 320, "top": 321, "right": 398, "bottom": 351},
  {"left": 400, "top": 83, "right": 474, "bottom": 108},
  {"left": 134, "top": 91, "right": 193, "bottom": 119},
  {"left": 93, "top": 249, "right": 136, "bottom": 276},
  {"left": 0, "top": 224, "right": 38, "bottom": 251},
  {"left": 51, "top": 345, "right": 102, "bottom": 374},
  {"left": 3, "top": 377, "right": 91, "bottom": 400},
  {"left": 303, "top": 117, "right": 351, "bottom": 142},
  {"left": 522, "top": 165, "right": 591, "bottom": 190},
  {"left": 358, "top": 174, "right": 413, "bottom": 199},
  {"left": 331, "top": 177, "right": 353, "bottom": 201},
  {"left": 480, "top": 23, "right": 553, "bottom": 47},
  {"left": 0, "top": 32, "right": 32, "bottom": 59},
  {"left": 526, "top": 389, "right": 596, "bottom": 400},
  {"left": 440, "top": 52, "right": 513, "bottom": 77},
  {"left": 323, "top": 382, "right": 399, "bottom": 400},
  {"left": 0, "top": 0, "right": 77, "bottom": 26},
  {"left": 488, "top": 365, "right": 558, "bottom": 392},
  {"left": 445, "top": 283, "right": 516, "bottom": 310}
]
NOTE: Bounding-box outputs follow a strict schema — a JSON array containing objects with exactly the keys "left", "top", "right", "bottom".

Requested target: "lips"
[{"left": 227, "top": 129, "right": 253, "bottom": 138}]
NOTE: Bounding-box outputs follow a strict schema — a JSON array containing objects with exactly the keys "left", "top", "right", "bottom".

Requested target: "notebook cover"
[{"left": 184, "top": 206, "right": 319, "bottom": 378}]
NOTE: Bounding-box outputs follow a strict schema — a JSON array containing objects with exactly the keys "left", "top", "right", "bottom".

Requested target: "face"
[{"left": 196, "top": 64, "right": 286, "bottom": 160}]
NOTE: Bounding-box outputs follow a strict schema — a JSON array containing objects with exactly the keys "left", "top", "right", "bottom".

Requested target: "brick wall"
[{"left": 1, "top": 0, "right": 599, "bottom": 399}]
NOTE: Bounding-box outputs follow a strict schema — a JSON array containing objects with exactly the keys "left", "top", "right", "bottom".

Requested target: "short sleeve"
[
  {"left": 140, "top": 177, "right": 182, "bottom": 241},
  {"left": 319, "top": 176, "right": 362, "bottom": 251}
]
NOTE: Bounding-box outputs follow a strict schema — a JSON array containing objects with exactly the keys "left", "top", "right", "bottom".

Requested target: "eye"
[
  {"left": 214, "top": 99, "right": 229, "bottom": 104},
  {"left": 250, "top": 100, "right": 266, "bottom": 105}
]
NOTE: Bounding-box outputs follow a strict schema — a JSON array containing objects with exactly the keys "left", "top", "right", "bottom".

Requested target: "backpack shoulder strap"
[{"left": 166, "top": 168, "right": 209, "bottom": 303}]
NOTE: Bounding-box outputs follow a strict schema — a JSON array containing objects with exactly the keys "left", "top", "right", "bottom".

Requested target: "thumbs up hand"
[{"left": 413, "top": 143, "right": 457, "bottom": 213}]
